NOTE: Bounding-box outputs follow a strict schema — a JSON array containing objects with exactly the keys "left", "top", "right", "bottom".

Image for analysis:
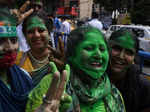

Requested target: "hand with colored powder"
[
  {"left": 48, "top": 37, "right": 65, "bottom": 71},
  {"left": 33, "top": 62, "right": 71, "bottom": 112},
  {"left": 10, "top": 1, "right": 34, "bottom": 24}
]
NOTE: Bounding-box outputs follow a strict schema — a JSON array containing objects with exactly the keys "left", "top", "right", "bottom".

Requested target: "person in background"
[
  {"left": 108, "top": 29, "right": 150, "bottom": 112},
  {"left": 59, "top": 16, "right": 71, "bottom": 49},
  {"left": 66, "top": 26, "right": 125, "bottom": 112},
  {"left": 0, "top": 8, "right": 33, "bottom": 112},
  {"left": 53, "top": 15, "right": 62, "bottom": 49},
  {"left": 87, "top": 12, "right": 103, "bottom": 31}
]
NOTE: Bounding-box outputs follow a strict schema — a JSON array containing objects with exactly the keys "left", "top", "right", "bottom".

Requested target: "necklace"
[{"left": 28, "top": 51, "right": 49, "bottom": 64}]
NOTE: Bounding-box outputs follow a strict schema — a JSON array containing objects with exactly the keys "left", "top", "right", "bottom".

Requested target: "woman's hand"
[
  {"left": 10, "top": 1, "right": 33, "bottom": 24},
  {"left": 35, "top": 62, "right": 70, "bottom": 112},
  {"left": 48, "top": 37, "right": 65, "bottom": 71}
]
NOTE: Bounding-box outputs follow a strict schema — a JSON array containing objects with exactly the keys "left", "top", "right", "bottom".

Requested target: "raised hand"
[
  {"left": 48, "top": 37, "right": 65, "bottom": 71},
  {"left": 35, "top": 62, "right": 71, "bottom": 112},
  {"left": 10, "top": 1, "right": 33, "bottom": 24}
]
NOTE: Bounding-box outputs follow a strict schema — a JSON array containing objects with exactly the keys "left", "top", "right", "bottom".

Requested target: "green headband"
[
  {"left": 110, "top": 34, "right": 136, "bottom": 52},
  {"left": 26, "top": 16, "right": 47, "bottom": 31},
  {"left": 0, "top": 26, "right": 16, "bottom": 37}
]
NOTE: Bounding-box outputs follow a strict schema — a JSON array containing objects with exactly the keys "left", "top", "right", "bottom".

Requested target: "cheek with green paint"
[
  {"left": 110, "top": 34, "right": 136, "bottom": 74},
  {"left": 69, "top": 32, "right": 109, "bottom": 79}
]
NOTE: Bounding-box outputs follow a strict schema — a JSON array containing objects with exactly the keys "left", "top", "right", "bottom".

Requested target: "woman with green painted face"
[
  {"left": 16, "top": 11, "right": 65, "bottom": 87},
  {"left": 108, "top": 29, "right": 150, "bottom": 112},
  {"left": 14, "top": 11, "right": 72, "bottom": 112},
  {"left": 66, "top": 26, "right": 126, "bottom": 112}
]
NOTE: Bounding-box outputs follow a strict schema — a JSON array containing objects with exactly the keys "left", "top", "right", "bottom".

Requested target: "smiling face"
[
  {"left": 0, "top": 10, "right": 18, "bottom": 68},
  {"left": 110, "top": 32, "right": 136, "bottom": 74},
  {"left": 25, "top": 16, "right": 50, "bottom": 51},
  {"left": 69, "top": 31, "right": 109, "bottom": 79}
]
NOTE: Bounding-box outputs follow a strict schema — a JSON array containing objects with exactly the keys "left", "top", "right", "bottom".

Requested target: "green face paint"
[
  {"left": 26, "top": 16, "right": 47, "bottom": 31},
  {"left": 69, "top": 31, "right": 109, "bottom": 79},
  {"left": 110, "top": 33, "right": 136, "bottom": 53}
]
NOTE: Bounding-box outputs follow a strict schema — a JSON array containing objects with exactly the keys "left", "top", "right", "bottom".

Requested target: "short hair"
[{"left": 109, "top": 29, "right": 139, "bottom": 53}]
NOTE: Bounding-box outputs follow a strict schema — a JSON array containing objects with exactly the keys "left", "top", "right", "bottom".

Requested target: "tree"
[{"left": 131, "top": 0, "right": 150, "bottom": 25}]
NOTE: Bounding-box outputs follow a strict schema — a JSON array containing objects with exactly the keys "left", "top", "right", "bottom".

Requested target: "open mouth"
[
  {"left": 113, "top": 60, "right": 127, "bottom": 69},
  {"left": 90, "top": 62, "right": 102, "bottom": 69}
]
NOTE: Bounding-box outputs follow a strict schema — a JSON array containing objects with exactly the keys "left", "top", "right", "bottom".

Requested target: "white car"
[
  {"left": 120, "top": 25, "right": 150, "bottom": 52},
  {"left": 105, "top": 25, "right": 124, "bottom": 40}
]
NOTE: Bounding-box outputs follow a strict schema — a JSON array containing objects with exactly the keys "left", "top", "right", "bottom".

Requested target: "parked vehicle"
[
  {"left": 120, "top": 25, "right": 150, "bottom": 52},
  {"left": 105, "top": 25, "right": 124, "bottom": 40}
]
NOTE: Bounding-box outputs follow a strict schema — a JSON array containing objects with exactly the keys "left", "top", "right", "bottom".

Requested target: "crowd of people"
[{"left": 0, "top": 0, "right": 150, "bottom": 112}]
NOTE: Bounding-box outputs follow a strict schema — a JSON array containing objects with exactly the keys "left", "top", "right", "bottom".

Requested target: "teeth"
[
  {"left": 92, "top": 62, "right": 100, "bottom": 65},
  {"left": 115, "top": 61, "right": 124, "bottom": 65},
  {"left": 91, "top": 62, "right": 102, "bottom": 67}
]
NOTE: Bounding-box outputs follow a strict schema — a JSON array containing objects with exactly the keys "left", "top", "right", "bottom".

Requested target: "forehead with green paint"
[
  {"left": 26, "top": 16, "right": 47, "bottom": 31},
  {"left": 110, "top": 32, "right": 136, "bottom": 52},
  {"left": 70, "top": 29, "right": 109, "bottom": 79}
]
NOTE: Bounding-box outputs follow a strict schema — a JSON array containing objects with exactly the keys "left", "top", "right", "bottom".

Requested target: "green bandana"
[
  {"left": 26, "top": 16, "right": 47, "bottom": 31},
  {"left": 0, "top": 26, "right": 16, "bottom": 37},
  {"left": 110, "top": 33, "right": 136, "bottom": 53},
  {"left": 69, "top": 70, "right": 126, "bottom": 112}
]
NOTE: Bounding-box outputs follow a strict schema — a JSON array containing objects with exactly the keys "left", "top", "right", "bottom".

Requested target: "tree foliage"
[
  {"left": 94, "top": 0, "right": 150, "bottom": 25},
  {"left": 131, "top": 0, "right": 150, "bottom": 25}
]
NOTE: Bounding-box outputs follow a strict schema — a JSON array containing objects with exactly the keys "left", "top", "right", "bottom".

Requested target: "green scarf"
[{"left": 69, "top": 69, "right": 126, "bottom": 112}]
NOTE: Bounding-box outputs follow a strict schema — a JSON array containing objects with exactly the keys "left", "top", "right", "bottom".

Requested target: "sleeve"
[
  {"left": 25, "top": 74, "right": 53, "bottom": 112},
  {"left": 20, "top": 68, "right": 32, "bottom": 78},
  {"left": 139, "top": 75, "right": 150, "bottom": 110},
  {"left": 25, "top": 74, "right": 72, "bottom": 112}
]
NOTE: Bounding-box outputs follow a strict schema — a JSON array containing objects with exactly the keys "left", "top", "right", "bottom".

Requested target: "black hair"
[
  {"left": 107, "top": 29, "right": 141, "bottom": 111},
  {"left": 22, "top": 10, "right": 52, "bottom": 36},
  {"left": 92, "top": 12, "right": 99, "bottom": 18},
  {"left": 66, "top": 26, "right": 108, "bottom": 62},
  {"left": 109, "top": 29, "right": 139, "bottom": 53}
]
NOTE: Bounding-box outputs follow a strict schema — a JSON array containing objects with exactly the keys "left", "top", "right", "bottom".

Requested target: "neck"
[
  {"left": 74, "top": 67, "right": 103, "bottom": 88},
  {"left": 109, "top": 70, "right": 126, "bottom": 85},
  {"left": 29, "top": 48, "right": 49, "bottom": 61}
]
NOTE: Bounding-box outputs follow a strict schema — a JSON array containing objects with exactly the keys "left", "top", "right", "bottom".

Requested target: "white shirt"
[
  {"left": 59, "top": 20, "right": 71, "bottom": 34},
  {"left": 88, "top": 19, "right": 103, "bottom": 31},
  {"left": 17, "top": 23, "right": 30, "bottom": 52}
]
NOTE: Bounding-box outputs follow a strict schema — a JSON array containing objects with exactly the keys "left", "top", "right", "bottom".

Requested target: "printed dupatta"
[
  {"left": 0, "top": 65, "right": 33, "bottom": 112},
  {"left": 68, "top": 69, "right": 126, "bottom": 112}
]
